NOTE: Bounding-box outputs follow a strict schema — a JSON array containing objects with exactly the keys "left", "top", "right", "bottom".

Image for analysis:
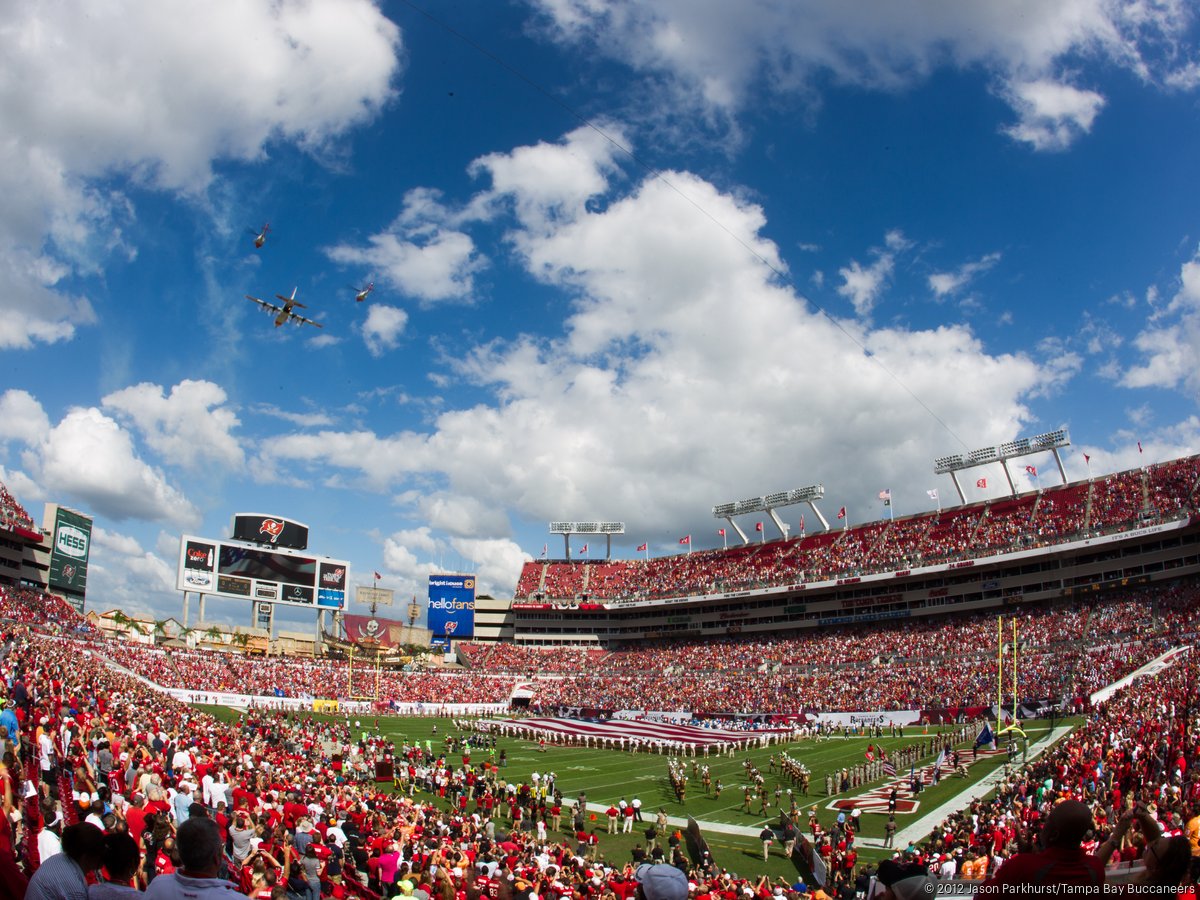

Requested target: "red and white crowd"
[{"left": 515, "top": 456, "right": 1200, "bottom": 604}]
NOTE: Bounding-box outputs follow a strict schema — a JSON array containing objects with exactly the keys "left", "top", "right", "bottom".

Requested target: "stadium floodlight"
[
  {"left": 785, "top": 485, "right": 824, "bottom": 503},
  {"left": 967, "top": 447, "right": 999, "bottom": 465},
  {"left": 711, "top": 484, "right": 828, "bottom": 542},
  {"left": 1030, "top": 428, "right": 1069, "bottom": 448},
  {"left": 931, "top": 429, "right": 1073, "bottom": 503},
  {"left": 933, "top": 454, "right": 966, "bottom": 474},
  {"left": 548, "top": 521, "right": 624, "bottom": 534},
  {"left": 546, "top": 521, "right": 625, "bottom": 560}
]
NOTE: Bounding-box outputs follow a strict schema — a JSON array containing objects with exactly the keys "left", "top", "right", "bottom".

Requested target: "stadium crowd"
[
  {"left": 908, "top": 649, "right": 1200, "bottom": 888},
  {"left": 82, "top": 588, "right": 1183, "bottom": 715},
  {"left": 516, "top": 456, "right": 1200, "bottom": 603},
  {"left": 1, "top": 602, "right": 1199, "bottom": 898}
]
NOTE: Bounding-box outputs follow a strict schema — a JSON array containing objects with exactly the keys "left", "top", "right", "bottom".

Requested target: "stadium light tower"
[
  {"left": 548, "top": 521, "right": 625, "bottom": 559},
  {"left": 933, "top": 429, "right": 1071, "bottom": 504},
  {"left": 712, "top": 485, "right": 827, "bottom": 544}
]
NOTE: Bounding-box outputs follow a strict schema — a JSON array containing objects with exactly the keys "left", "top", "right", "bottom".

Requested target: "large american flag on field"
[{"left": 882, "top": 760, "right": 897, "bottom": 777}]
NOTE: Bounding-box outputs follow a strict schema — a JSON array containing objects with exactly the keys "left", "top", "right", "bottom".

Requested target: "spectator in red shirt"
[{"left": 983, "top": 800, "right": 1105, "bottom": 891}]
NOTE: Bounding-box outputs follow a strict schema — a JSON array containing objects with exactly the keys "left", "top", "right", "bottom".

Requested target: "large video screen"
[
  {"left": 176, "top": 535, "right": 348, "bottom": 609},
  {"left": 218, "top": 545, "right": 314, "bottom": 586}
]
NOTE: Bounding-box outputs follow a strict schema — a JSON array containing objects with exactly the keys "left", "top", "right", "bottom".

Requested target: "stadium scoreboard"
[{"left": 176, "top": 535, "right": 349, "bottom": 609}]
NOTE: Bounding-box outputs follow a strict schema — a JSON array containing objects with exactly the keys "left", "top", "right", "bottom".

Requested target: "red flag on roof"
[
  {"left": 836, "top": 507, "right": 846, "bottom": 519},
  {"left": 1025, "top": 465, "right": 1037, "bottom": 476},
  {"left": 755, "top": 522, "right": 763, "bottom": 532},
  {"left": 718, "top": 528, "right": 726, "bottom": 537},
  {"left": 679, "top": 535, "right": 691, "bottom": 545},
  {"left": 636, "top": 543, "right": 647, "bottom": 552}
]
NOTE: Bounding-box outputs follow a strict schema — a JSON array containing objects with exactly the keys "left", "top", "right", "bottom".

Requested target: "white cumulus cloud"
[
  {"left": 0, "top": 0, "right": 402, "bottom": 349},
  {"left": 0, "top": 389, "right": 198, "bottom": 527},
  {"left": 267, "top": 125, "right": 1053, "bottom": 541},
  {"left": 102, "top": 380, "right": 244, "bottom": 469},
  {"left": 326, "top": 189, "right": 486, "bottom": 304},
  {"left": 362, "top": 305, "right": 410, "bottom": 357}
]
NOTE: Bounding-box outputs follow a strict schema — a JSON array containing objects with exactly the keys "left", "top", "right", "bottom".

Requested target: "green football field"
[{"left": 198, "top": 705, "right": 1071, "bottom": 880}]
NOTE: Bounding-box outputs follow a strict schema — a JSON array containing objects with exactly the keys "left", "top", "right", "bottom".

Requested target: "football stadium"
[
  {"left": 6, "top": 3, "right": 1200, "bottom": 899},
  {"left": 1, "top": 452, "right": 1199, "bottom": 896}
]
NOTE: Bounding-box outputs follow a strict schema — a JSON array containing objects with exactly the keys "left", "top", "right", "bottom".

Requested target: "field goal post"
[
  {"left": 347, "top": 643, "right": 382, "bottom": 703},
  {"left": 996, "top": 616, "right": 1026, "bottom": 739}
]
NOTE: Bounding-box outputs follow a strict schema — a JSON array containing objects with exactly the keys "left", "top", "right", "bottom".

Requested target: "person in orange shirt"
[{"left": 1183, "top": 806, "right": 1200, "bottom": 882}]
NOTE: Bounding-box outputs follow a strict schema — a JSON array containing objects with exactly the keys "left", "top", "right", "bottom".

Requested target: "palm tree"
[
  {"left": 231, "top": 632, "right": 251, "bottom": 654},
  {"left": 152, "top": 618, "right": 171, "bottom": 644},
  {"left": 110, "top": 610, "right": 145, "bottom": 639},
  {"left": 204, "top": 625, "right": 224, "bottom": 647},
  {"left": 177, "top": 626, "right": 196, "bottom": 649}
]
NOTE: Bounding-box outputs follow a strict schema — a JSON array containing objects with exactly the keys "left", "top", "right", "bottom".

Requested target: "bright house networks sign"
[{"left": 427, "top": 575, "right": 476, "bottom": 641}]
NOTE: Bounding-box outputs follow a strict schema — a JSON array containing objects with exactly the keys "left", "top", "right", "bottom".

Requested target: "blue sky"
[{"left": 2, "top": 0, "right": 1200, "bottom": 629}]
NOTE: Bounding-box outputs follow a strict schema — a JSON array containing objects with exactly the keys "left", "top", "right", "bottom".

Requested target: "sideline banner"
[{"left": 806, "top": 710, "right": 922, "bottom": 728}]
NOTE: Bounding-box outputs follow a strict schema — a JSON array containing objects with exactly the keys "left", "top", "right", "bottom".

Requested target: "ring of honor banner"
[
  {"left": 49, "top": 507, "right": 92, "bottom": 594},
  {"left": 427, "top": 574, "right": 476, "bottom": 645}
]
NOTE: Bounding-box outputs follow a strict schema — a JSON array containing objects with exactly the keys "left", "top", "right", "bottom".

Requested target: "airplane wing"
[
  {"left": 291, "top": 313, "right": 323, "bottom": 329},
  {"left": 245, "top": 295, "right": 284, "bottom": 314}
]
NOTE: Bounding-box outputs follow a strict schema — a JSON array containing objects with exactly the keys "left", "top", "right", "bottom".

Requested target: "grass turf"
[{"left": 193, "top": 706, "right": 1069, "bottom": 879}]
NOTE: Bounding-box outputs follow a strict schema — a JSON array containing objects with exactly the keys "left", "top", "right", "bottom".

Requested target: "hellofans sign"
[{"left": 427, "top": 574, "right": 476, "bottom": 641}]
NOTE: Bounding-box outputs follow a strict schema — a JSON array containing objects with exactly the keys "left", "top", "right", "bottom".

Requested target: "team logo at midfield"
[{"left": 259, "top": 519, "right": 285, "bottom": 543}]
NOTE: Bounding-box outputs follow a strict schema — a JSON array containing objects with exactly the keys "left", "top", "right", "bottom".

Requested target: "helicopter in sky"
[
  {"left": 351, "top": 282, "right": 375, "bottom": 302},
  {"left": 245, "top": 287, "right": 322, "bottom": 329},
  {"left": 248, "top": 223, "right": 270, "bottom": 249}
]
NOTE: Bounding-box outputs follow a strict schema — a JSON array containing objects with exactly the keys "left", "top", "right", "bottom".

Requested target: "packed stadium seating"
[
  {"left": 0, "top": 482, "right": 36, "bottom": 533},
  {"left": 2, "top": 457, "right": 1200, "bottom": 894},
  {"left": 515, "top": 457, "right": 1200, "bottom": 603},
  {"left": 2, "top": 581, "right": 1198, "bottom": 895}
]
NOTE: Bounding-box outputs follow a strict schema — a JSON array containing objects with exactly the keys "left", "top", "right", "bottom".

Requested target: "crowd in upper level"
[
  {"left": 516, "top": 456, "right": 1200, "bottom": 603},
  {"left": 0, "top": 483, "right": 36, "bottom": 534}
]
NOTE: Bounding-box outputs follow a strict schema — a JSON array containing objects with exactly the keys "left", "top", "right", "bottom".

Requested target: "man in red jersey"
[{"left": 982, "top": 800, "right": 1105, "bottom": 891}]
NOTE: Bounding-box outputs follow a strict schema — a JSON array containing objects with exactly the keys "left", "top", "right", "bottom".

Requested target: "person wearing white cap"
[{"left": 38, "top": 798, "right": 64, "bottom": 861}]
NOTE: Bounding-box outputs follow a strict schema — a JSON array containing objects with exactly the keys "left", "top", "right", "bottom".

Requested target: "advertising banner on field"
[
  {"left": 427, "top": 574, "right": 475, "bottom": 639},
  {"left": 805, "top": 710, "right": 922, "bottom": 728},
  {"left": 48, "top": 507, "right": 92, "bottom": 594}
]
